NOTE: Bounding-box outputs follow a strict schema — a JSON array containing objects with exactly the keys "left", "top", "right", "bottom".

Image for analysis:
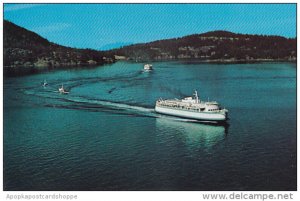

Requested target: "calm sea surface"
[{"left": 4, "top": 61, "right": 296, "bottom": 190}]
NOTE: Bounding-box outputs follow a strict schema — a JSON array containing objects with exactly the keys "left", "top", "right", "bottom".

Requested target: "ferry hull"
[{"left": 155, "top": 105, "right": 227, "bottom": 121}]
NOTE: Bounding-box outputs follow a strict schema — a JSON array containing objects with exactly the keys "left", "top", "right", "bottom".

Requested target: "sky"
[{"left": 4, "top": 3, "right": 297, "bottom": 50}]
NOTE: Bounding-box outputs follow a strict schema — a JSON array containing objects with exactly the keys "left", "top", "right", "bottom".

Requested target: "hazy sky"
[{"left": 4, "top": 4, "right": 296, "bottom": 50}]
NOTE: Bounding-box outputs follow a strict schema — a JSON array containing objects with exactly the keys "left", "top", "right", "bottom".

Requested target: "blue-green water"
[{"left": 4, "top": 61, "right": 296, "bottom": 190}]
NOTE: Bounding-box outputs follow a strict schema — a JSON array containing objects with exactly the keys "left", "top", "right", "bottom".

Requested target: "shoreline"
[
  {"left": 4, "top": 63, "right": 114, "bottom": 77},
  {"left": 130, "top": 58, "right": 297, "bottom": 63},
  {"left": 4, "top": 59, "right": 296, "bottom": 77}
]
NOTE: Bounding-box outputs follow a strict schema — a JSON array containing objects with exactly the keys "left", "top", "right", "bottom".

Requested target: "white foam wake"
[{"left": 67, "top": 96, "right": 155, "bottom": 115}]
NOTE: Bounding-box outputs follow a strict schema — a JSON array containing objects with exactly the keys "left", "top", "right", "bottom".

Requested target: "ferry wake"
[{"left": 155, "top": 90, "right": 228, "bottom": 122}]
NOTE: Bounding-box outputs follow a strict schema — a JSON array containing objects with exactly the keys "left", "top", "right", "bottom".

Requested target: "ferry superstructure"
[{"left": 155, "top": 91, "right": 228, "bottom": 122}]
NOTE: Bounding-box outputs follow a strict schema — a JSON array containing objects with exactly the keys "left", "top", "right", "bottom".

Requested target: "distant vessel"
[
  {"left": 144, "top": 64, "right": 153, "bottom": 71},
  {"left": 58, "top": 84, "right": 69, "bottom": 94},
  {"left": 42, "top": 80, "right": 48, "bottom": 87},
  {"left": 155, "top": 90, "right": 228, "bottom": 122}
]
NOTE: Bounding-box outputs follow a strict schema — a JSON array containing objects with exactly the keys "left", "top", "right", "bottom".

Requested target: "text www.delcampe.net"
[{"left": 202, "top": 192, "right": 294, "bottom": 201}]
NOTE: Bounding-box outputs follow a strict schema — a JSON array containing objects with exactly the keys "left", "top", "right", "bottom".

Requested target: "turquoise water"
[{"left": 4, "top": 61, "right": 296, "bottom": 190}]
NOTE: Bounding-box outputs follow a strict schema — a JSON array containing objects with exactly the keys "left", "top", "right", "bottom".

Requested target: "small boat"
[
  {"left": 42, "top": 80, "right": 48, "bottom": 87},
  {"left": 58, "top": 84, "right": 69, "bottom": 94},
  {"left": 155, "top": 90, "right": 228, "bottom": 122},
  {"left": 144, "top": 64, "right": 153, "bottom": 71}
]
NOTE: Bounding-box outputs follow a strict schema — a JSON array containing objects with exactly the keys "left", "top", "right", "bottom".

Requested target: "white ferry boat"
[
  {"left": 144, "top": 64, "right": 153, "bottom": 71},
  {"left": 155, "top": 91, "right": 228, "bottom": 122}
]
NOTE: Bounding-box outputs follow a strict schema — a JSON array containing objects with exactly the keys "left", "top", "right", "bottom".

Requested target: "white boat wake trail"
[{"left": 65, "top": 96, "right": 157, "bottom": 117}]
